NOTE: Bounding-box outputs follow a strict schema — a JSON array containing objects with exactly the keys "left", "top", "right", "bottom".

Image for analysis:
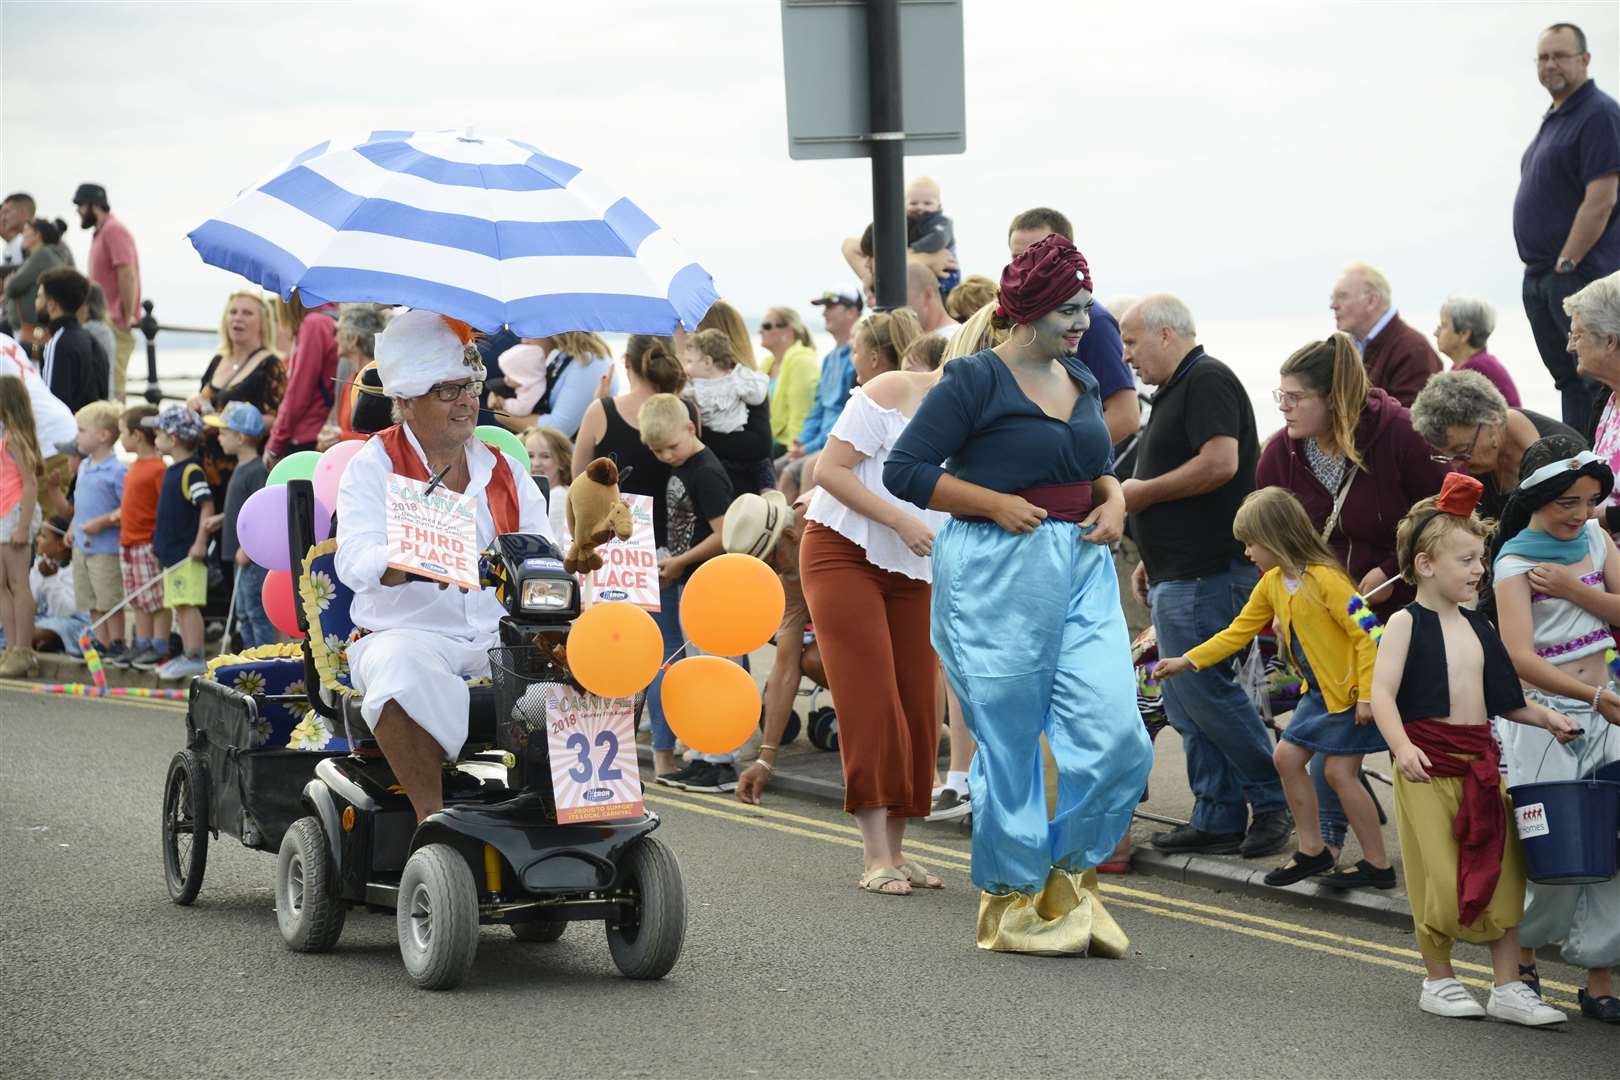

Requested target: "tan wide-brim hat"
[{"left": 723, "top": 490, "right": 794, "bottom": 560}]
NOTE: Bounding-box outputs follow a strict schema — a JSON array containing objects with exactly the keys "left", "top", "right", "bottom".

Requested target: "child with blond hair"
[
  {"left": 1155, "top": 487, "right": 1390, "bottom": 889},
  {"left": 70, "top": 401, "right": 127, "bottom": 660},
  {"left": 1374, "top": 470, "right": 1576, "bottom": 1024},
  {"left": 0, "top": 375, "right": 43, "bottom": 676}
]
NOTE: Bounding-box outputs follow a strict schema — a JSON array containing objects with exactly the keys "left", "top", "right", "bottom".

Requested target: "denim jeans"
[
  {"left": 644, "top": 580, "right": 745, "bottom": 763},
  {"left": 235, "top": 562, "right": 278, "bottom": 650},
  {"left": 1149, "top": 561, "right": 1287, "bottom": 833},
  {"left": 1523, "top": 268, "right": 1603, "bottom": 433}
]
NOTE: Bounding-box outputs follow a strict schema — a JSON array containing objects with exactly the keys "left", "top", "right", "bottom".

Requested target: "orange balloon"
[
  {"left": 680, "top": 553, "right": 785, "bottom": 657},
  {"left": 660, "top": 656, "right": 760, "bottom": 754},
  {"left": 565, "top": 602, "right": 664, "bottom": 699}
]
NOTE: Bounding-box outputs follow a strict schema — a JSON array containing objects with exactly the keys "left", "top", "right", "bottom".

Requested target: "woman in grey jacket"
[{"left": 4, "top": 218, "right": 72, "bottom": 338}]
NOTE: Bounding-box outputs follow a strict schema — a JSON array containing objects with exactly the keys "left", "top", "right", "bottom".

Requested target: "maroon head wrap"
[{"left": 996, "top": 234, "right": 1094, "bottom": 325}]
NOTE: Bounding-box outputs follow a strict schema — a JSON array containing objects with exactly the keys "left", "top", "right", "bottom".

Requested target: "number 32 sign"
[{"left": 545, "top": 687, "right": 643, "bottom": 823}]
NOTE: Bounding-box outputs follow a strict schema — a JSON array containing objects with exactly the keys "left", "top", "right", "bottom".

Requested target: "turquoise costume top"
[
  {"left": 884, "top": 349, "right": 1113, "bottom": 508},
  {"left": 881, "top": 345, "right": 1152, "bottom": 918}
]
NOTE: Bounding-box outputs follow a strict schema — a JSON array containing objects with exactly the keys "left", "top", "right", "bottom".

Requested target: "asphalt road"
[{"left": 3, "top": 685, "right": 1617, "bottom": 1079}]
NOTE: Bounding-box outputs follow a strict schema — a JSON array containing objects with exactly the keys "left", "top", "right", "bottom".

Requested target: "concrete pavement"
[{"left": 3, "top": 685, "right": 1616, "bottom": 1079}]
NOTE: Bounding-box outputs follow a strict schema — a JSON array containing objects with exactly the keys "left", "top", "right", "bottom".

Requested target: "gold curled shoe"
[
  {"left": 1075, "top": 867, "right": 1130, "bottom": 959},
  {"left": 976, "top": 888, "right": 1092, "bottom": 956}
]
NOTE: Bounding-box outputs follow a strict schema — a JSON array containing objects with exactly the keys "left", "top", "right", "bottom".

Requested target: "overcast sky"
[{"left": 2, "top": 0, "right": 1617, "bottom": 331}]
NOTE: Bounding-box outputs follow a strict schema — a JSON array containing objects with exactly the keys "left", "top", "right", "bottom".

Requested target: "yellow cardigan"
[
  {"left": 760, "top": 341, "right": 819, "bottom": 446},
  {"left": 1184, "top": 564, "right": 1377, "bottom": 713}
]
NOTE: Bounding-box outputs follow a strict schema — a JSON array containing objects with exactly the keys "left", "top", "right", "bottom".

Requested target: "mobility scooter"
[{"left": 162, "top": 476, "right": 686, "bottom": 990}]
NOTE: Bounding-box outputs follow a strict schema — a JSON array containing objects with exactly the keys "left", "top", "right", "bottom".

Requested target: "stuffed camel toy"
[{"left": 564, "top": 457, "right": 634, "bottom": 574}]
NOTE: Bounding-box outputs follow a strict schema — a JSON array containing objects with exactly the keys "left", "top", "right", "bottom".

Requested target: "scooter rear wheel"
[
  {"left": 607, "top": 836, "right": 686, "bottom": 980},
  {"left": 398, "top": 844, "right": 480, "bottom": 990},
  {"left": 162, "top": 750, "right": 209, "bottom": 905},
  {"left": 276, "top": 816, "right": 346, "bottom": 952}
]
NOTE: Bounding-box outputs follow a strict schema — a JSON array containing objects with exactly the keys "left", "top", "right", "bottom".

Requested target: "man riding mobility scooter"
[{"left": 162, "top": 383, "right": 686, "bottom": 991}]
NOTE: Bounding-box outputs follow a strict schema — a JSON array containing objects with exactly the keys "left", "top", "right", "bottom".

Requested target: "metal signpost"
[{"left": 780, "top": 0, "right": 965, "bottom": 310}]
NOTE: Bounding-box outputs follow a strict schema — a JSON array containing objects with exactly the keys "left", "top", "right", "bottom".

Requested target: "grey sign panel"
[{"left": 781, "top": 0, "right": 965, "bottom": 160}]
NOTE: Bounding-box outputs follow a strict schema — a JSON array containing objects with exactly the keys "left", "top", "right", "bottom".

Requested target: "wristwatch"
[{"left": 1556, "top": 256, "right": 1577, "bottom": 274}]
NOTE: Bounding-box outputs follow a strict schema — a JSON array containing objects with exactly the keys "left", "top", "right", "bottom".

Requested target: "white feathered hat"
[{"left": 373, "top": 309, "right": 485, "bottom": 399}]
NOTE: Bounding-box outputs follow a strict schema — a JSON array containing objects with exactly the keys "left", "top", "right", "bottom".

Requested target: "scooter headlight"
[{"left": 521, "top": 577, "right": 576, "bottom": 613}]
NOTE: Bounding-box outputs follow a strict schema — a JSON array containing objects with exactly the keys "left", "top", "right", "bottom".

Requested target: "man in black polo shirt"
[
  {"left": 1514, "top": 21, "right": 1620, "bottom": 434},
  {"left": 1119, "top": 294, "right": 1291, "bottom": 858}
]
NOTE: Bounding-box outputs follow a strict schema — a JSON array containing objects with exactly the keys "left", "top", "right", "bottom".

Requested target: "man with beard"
[
  {"left": 1514, "top": 22, "right": 1620, "bottom": 434},
  {"left": 72, "top": 184, "right": 140, "bottom": 402}
]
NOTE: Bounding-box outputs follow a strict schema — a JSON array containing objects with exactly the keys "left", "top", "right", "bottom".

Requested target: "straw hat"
[{"left": 722, "top": 491, "right": 794, "bottom": 560}]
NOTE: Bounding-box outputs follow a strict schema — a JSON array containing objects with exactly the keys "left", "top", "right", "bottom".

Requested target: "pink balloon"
[
  {"left": 238, "top": 485, "right": 332, "bottom": 572},
  {"left": 314, "top": 440, "right": 367, "bottom": 510}
]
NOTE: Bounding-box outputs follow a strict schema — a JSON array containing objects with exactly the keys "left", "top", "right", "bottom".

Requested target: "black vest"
[{"left": 1395, "top": 602, "right": 1525, "bottom": 723}]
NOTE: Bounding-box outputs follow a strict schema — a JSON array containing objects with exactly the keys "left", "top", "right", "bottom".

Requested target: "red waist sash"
[
  {"left": 1404, "top": 720, "right": 1505, "bottom": 927},
  {"left": 954, "top": 481, "right": 1093, "bottom": 525}
]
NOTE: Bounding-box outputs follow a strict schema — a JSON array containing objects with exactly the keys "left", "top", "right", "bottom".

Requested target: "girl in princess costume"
[
  {"left": 885, "top": 235, "right": 1152, "bottom": 956},
  {"left": 1490, "top": 435, "right": 1620, "bottom": 1024}
]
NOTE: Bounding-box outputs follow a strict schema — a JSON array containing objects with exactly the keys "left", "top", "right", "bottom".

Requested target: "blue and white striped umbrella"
[{"left": 188, "top": 129, "right": 718, "bottom": 336}]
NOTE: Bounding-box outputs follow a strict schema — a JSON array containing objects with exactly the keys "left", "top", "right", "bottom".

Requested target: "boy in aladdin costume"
[{"left": 335, "top": 309, "right": 553, "bottom": 823}]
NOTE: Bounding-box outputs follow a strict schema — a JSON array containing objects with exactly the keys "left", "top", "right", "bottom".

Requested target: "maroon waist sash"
[
  {"left": 1405, "top": 720, "right": 1505, "bottom": 926},
  {"left": 953, "top": 481, "right": 1094, "bottom": 525}
]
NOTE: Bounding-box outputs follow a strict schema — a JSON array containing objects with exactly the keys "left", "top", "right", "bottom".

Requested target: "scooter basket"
[{"left": 488, "top": 645, "right": 571, "bottom": 791}]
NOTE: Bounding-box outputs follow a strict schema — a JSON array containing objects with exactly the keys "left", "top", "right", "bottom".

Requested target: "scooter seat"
[{"left": 337, "top": 682, "right": 500, "bottom": 757}]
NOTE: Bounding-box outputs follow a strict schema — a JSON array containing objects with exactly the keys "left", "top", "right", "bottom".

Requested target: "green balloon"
[
  {"left": 476, "top": 425, "right": 529, "bottom": 467},
  {"left": 267, "top": 450, "right": 323, "bottom": 487}
]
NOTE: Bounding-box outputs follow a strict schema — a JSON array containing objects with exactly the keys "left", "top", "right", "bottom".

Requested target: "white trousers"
[{"left": 347, "top": 628, "right": 493, "bottom": 759}]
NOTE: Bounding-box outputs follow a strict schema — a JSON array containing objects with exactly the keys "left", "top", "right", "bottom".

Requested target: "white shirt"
[
  {"left": 335, "top": 423, "right": 553, "bottom": 645},
  {"left": 31, "top": 559, "right": 78, "bottom": 619},
  {"left": 0, "top": 330, "right": 76, "bottom": 453},
  {"left": 689, "top": 365, "right": 769, "bottom": 434},
  {"left": 805, "top": 389, "right": 947, "bottom": 581},
  {"left": 0, "top": 333, "right": 77, "bottom": 452}
]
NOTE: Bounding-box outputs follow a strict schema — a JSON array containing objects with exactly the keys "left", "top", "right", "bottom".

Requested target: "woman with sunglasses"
[
  {"left": 757, "top": 307, "right": 818, "bottom": 458},
  {"left": 1410, "top": 369, "right": 1581, "bottom": 522}
]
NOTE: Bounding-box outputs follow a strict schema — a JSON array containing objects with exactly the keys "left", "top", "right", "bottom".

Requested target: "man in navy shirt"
[
  {"left": 1007, "top": 207, "right": 1139, "bottom": 446},
  {"left": 1514, "top": 21, "right": 1620, "bottom": 434}
]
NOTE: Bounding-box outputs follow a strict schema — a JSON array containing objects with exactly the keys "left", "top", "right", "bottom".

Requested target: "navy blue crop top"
[{"left": 883, "top": 348, "right": 1114, "bottom": 509}]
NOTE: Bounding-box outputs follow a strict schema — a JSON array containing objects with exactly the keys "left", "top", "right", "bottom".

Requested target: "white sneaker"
[
  {"left": 1486, "top": 981, "right": 1566, "bottom": 1026},
  {"left": 1419, "top": 978, "right": 1485, "bottom": 1019}
]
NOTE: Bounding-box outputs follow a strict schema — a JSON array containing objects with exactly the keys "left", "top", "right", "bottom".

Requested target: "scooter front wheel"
[
  {"left": 607, "top": 836, "right": 686, "bottom": 980},
  {"left": 398, "top": 844, "right": 480, "bottom": 990}
]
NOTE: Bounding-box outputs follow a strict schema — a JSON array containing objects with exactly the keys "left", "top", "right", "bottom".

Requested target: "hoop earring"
[{"left": 1015, "top": 326, "right": 1037, "bottom": 349}]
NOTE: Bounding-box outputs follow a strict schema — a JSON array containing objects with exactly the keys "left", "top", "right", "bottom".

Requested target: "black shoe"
[
  {"left": 1150, "top": 824, "right": 1244, "bottom": 854},
  {"left": 1262, "top": 847, "right": 1336, "bottom": 887},
  {"left": 678, "top": 762, "right": 738, "bottom": 793},
  {"left": 1240, "top": 810, "right": 1294, "bottom": 858},
  {"left": 1317, "top": 859, "right": 1396, "bottom": 890},
  {"left": 655, "top": 761, "right": 704, "bottom": 789},
  {"left": 1579, "top": 989, "right": 1620, "bottom": 1023}
]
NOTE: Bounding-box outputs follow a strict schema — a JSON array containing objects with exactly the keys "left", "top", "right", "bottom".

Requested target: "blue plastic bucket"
[
  {"left": 1507, "top": 780, "right": 1620, "bottom": 885},
  {"left": 1593, "top": 761, "right": 1620, "bottom": 865}
]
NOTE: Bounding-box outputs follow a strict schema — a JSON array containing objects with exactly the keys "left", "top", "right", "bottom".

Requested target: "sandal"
[
  {"left": 1317, "top": 859, "right": 1396, "bottom": 890},
  {"left": 1262, "top": 847, "right": 1335, "bottom": 887},
  {"left": 858, "top": 866, "right": 911, "bottom": 896},
  {"left": 897, "top": 861, "right": 944, "bottom": 889},
  {"left": 1520, "top": 964, "right": 1542, "bottom": 997}
]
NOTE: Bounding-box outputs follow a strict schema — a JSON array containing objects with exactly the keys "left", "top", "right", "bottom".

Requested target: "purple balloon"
[{"left": 238, "top": 485, "right": 332, "bottom": 572}]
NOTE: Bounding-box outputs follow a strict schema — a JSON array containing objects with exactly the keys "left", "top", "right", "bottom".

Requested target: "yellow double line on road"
[{"left": 644, "top": 784, "right": 1582, "bottom": 1011}]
